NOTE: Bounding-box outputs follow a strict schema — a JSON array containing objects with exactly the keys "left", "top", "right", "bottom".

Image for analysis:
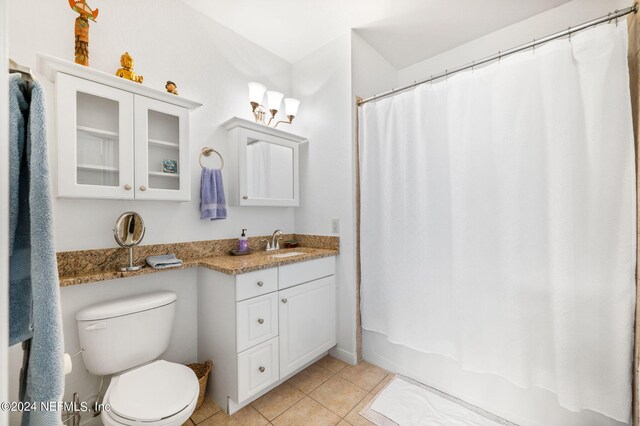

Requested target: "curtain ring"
[
  {"left": 568, "top": 27, "right": 572, "bottom": 42},
  {"left": 498, "top": 51, "right": 501, "bottom": 63},
  {"left": 608, "top": 12, "right": 612, "bottom": 23},
  {"left": 615, "top": 10, "right": 620, "bottom": 26},
  {"left": 532, "top": 38, "right": 536, "bottom": 54}
]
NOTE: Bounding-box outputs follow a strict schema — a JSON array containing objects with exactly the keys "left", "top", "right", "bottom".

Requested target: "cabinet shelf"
[
  {"left": 149, "top": 171, "right": 180, "bottom": 178},
  {"left": 77, "top": 125, "right": 119, "bottom": 139},
  {"left": 77, "top": 163, "right": 119, "bottom": 174},
  {"left": 148, "top": 138, "right": 179, "bottom": 149}
]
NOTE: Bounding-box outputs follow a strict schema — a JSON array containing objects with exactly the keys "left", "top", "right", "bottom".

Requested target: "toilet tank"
[{"left": 76, "top": 291, "right": 177, "bottom": 376}]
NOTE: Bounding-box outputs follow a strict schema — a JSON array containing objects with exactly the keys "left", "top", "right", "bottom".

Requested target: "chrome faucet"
[{"left": 265, "top": 229, "right": 284, "bottom": 251}]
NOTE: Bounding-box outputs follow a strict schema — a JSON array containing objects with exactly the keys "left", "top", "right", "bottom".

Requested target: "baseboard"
[{"left": 330, "top": 346, "right": 358, "bottom": 365}]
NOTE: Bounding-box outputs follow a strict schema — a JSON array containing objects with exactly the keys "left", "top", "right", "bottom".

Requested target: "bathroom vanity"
[{"left": 197, "top": 256, "right": 336, "bottom": 414}]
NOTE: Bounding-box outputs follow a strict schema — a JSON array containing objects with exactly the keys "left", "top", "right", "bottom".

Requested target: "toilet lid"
[{"left": 109, "top": 360, "right": 198, "bottom": 422}]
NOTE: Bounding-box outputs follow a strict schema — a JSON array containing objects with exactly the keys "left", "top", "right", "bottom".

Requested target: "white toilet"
[{"left": 76, "top": 291, "right": 199, "bottom": 426}]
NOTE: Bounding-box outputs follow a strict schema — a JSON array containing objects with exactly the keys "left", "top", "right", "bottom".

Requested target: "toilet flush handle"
[{"left": 85, "top": 322, "right": 106, "bottom": 331}]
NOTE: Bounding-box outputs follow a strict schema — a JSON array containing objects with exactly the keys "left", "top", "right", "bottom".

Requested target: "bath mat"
[{"left": 360, "top": 375, "right": 518, "bottom": 426}]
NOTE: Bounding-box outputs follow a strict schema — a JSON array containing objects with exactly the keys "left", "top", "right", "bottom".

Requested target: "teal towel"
[
  {"left": 9, "top": 74, "right": 64, "bottom": 425},
  {"left": 9, "top": 75, "right": 32, "bottom": 345}
]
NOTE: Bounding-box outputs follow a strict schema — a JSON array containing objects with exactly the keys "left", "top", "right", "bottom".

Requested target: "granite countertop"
[{"left": 58, "top": 246, "right": 338, "bottom": 287}]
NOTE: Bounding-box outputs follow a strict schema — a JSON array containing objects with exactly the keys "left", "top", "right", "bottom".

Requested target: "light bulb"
[
  {"left": 284, "top": 98, "right": 300, "bottom": 118},
  {"left": 248, "top": 82, "right": 266, "bottom": 104},
  {"left": 266, "top": 91, "right": 284, "bottom": 112}
]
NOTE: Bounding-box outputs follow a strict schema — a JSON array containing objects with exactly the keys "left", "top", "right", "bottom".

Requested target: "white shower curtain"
[{"left": 360, "top": 23, "right": 636, "bottom": 422}]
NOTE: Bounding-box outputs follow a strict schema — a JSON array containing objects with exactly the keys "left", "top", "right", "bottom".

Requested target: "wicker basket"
[{"left": 187, "top": 360, "right": 213, "bottom": 410}]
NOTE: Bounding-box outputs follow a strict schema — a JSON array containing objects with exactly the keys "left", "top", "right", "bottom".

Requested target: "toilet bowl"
[
  {"left": 76, "top": 292, "right": 199, "bottom": 425},
  {"left": 100, "top": 360, "right": 199, "bottom": 426}
]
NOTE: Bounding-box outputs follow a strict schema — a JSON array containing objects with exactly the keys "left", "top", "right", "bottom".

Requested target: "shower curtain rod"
[{"left": 357, "top": 4, "right": 638, "bottom": 106}]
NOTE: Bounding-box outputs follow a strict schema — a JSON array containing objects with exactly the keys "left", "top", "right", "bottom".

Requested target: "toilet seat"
[{"left": 101, "top": 360, "right": 199, "bottom": 426}]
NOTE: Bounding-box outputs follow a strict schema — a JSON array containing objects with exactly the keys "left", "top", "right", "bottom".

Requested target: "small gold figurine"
[
  {"left": 115, "top": 52, "right": 143, "bottom": 83},
  {"left": 165, "top": 81, "right": 178, "bottom": 95}
]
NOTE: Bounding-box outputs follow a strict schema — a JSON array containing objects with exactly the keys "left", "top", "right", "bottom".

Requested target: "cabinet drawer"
[
  {"left": 237, "top": 337, "right": 279, "bottom": 403},
  {"left": 237, "top": 292, "right": 279, "bottom": 352},
  {"left": 236, "top": 268, "right": 278, "bottom": 301},
  {"left": 279, "top": 257, "right": 335, "bottom": 290}
]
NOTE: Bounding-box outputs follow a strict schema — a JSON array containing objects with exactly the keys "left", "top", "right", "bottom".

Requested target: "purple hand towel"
[{"left": 200, "top": 168, "right": 227, "bottom": 220}]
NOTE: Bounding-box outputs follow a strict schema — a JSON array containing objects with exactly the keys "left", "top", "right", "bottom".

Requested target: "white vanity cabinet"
[
  {"left": 197, "top": 256, "right": 336, "bottom": 414},
  {"left": 279, "top": 275, "right": 336, "bottom": 377},
  {"left": 38, "top": 54, "right": 201, "bottom": 201}
]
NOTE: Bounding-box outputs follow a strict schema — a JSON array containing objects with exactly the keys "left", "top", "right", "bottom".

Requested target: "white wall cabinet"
[
  {"left": 57, "top": 74, "right": 136, "bottom": 199},
  {"left": 198, "top": 256, "right": 336, "bottom": 414},
  {"left": 134, "top": 96, "right": 190, "bottom": 200},
  {"left": 222, "top": 117, "right": 308, "bottom": 207},
  {"left": 40, "top": 54, "right": 200, "bottom": 201}
]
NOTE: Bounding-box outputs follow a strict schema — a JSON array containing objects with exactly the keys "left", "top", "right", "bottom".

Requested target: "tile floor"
[{"left": 183, "top": 355, "right": 393, "bottom": 426}]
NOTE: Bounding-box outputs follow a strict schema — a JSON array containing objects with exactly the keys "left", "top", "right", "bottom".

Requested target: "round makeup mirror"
[{"left": 113, "top": 212, "right": 146, "bottom": 271}]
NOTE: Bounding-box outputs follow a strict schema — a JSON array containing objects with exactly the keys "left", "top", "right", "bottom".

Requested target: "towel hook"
[{"left": 199, "top": 147, "right": 224, "bottom": 170}]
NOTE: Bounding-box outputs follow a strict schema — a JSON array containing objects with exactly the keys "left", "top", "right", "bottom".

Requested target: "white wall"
[
  {"left": 398, "top": 0, "right": 632, "bottom": 85},
  {"left": 290, "top": 34, "right": 357, "bottom": 363},
  {"left": 9, "top": 0, "right": 296, "bottom": 252},
  {"left": 7, "top": 0, "right": 297, "bottom": 423},
  {"left": 357, "top": 0, "right": 634, "bottom": 425},
  {"left": 351, "top": 32, "right": 398, "bottom": 102}
]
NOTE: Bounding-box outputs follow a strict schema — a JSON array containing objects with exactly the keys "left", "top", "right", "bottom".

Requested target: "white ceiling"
[{"left": 180, "top": 0, "right": 573, "bottom": 69}]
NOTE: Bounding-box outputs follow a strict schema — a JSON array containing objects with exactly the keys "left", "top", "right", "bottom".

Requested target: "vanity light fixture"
[{"left": 248, "top": 82, "right": 300, "bottom": 128}]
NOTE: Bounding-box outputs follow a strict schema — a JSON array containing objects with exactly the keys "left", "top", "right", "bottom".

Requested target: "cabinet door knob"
[
  {"left": 257, "top": 281, "right": 264, "bottom": 287},
  {"left": 258, "top": 318, "right": 264, "bottom": 324},
  {"left": 281, "top": 298, "right": 288, "bottom": 304},
  {"left": 259, "top": 366, "right": 265, "bottom": 373},
  {"left": 139, "top": 185, "right": 147, "bottom": 191},
  {"left": 243, "top": 196, "right": 248, "bottom": 199},
  {"left": 124, "top": 184, "right": 132, "bottom": 190}
]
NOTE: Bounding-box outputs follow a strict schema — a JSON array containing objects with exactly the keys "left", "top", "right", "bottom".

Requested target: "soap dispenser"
[{"left": 238, "top": 229, "right": 249, "bottom": 252}]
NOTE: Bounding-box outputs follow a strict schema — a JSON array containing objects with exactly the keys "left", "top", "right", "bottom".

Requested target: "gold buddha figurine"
[{"left": 115, "top": 52, "right": 143, "bottom": 83}]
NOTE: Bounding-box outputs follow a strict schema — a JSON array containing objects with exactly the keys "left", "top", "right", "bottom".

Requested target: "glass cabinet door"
[
  {"left": 56, "top": 73, "right": 135, "bottom": 199},
  {"left": 134, "top": 96, "right": 189, "bottom": 201}
]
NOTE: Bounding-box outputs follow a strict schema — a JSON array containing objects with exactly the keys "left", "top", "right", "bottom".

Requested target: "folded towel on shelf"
[
  {"left": 200, "top": 167, "right": 227, "bottom": 220},
  {"left": 146, "top": 254, "right": 183, "bottom": 269}
]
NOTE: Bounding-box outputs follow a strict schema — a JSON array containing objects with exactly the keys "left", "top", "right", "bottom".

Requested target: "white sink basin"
[{"left": 270, "top": 251, "right": 305, "bottom": 258}]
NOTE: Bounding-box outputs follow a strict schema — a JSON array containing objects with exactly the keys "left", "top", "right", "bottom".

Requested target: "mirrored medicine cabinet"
[{"left": 222, "top": 117, "right": 308, "bottom": 207}]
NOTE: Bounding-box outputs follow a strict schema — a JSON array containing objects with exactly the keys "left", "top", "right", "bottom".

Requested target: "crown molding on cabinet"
[
  {"left": 221, "top": 116, "right": 308, "bottom": 144},
  {"left": 37, "top": 53, "right": 202, "bottom": 110}
]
